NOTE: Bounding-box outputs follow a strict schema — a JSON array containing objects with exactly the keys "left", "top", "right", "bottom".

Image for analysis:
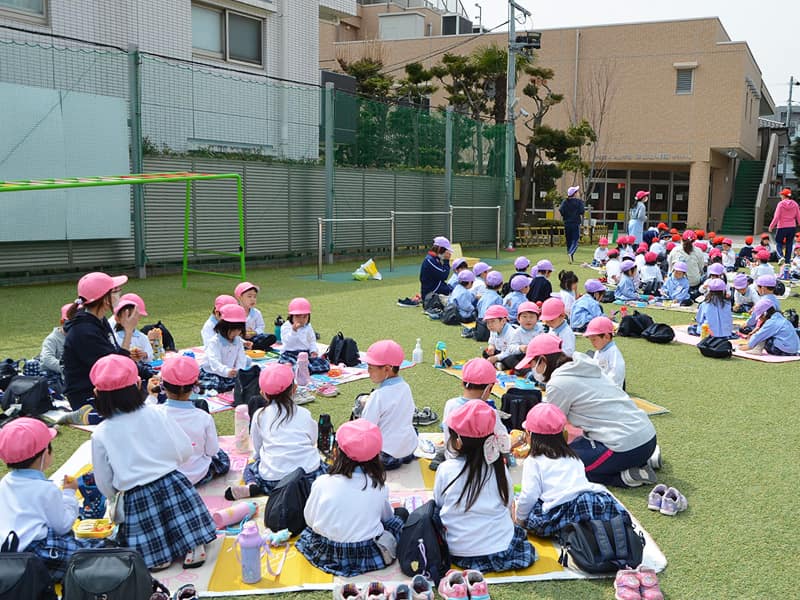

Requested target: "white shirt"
[
  {"left": 751, "top": 263, "right": 775, "bottom": 279},
  {"left": 201, "top": 315, "right": 217, "bottom": 347},
  {"left": 551, "top": 321, "right": 576, "bottom": 357},
  {"left": 246, "top": 307, "right": 265, "bottom": 335},
  {"left": 722, "top": 249, "right": 736, "bottom": 268},
  {"left": 595, "top": 341, "right": 626, "bottom": 389},
  {"left": 516, "top": 455, "right": 604, "bottom": 519},
  {"left": 161, "top": 400, "right": 220, "bottom": 485},
  {"left": 605, "top": 259, "right": 621, "bottom": 284},
  {"left": 0, "top": 470, "right": 79, "bottom": 551},
  {"left": 91, "top": 405, "right": 193, "bottom": 498},
  {"left": 304, "top": 471, "right": 394, "bottom": 542},
  {"left": 115, "top": 329, "right": 153, "bottom": 362},
  {"left": 593, "top": 247, "right": 608, "bottom": 263},
  {"left": 471, "top": 278, "right": 487, "bottom": 297},
  {"left": 650, "top": 241, "right": 665, "bottom": 256},
  {"left": 441, "top": 397, "right": 507, "bottom": 459},
  {"left": 434, "top": 457, "right": 515, "bottom": 557},
  {"left": 280, "top": 322, "right": 317, "bottom": 352},
  {"left": 734, "top": 284, "right": 759, "bottom": 307},
  {"left": 489, "top": 323, "right": 517, "bottom": 358},
  {"left": 201, "top": 333, "right": 251, "bottom": 376},
  {"left": 361, "top": 377, "right": 418, "bottom": 459},
  {"left": 251, "top": 403, "right": 320, "bottom": 481},
  {"left": 635, "top": 254, "right": 646, "bottom": 273},
  {"left": 641, "top": 264, "right": 663, "bottom": 284},
  {"left": 508, "top": 324, "right": 542, "bottom": 354},
  {"left": 553, "top": 289, "right": 576, "bottom": 317}
]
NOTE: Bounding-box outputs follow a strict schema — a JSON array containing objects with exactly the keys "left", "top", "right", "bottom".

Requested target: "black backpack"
[
  {"left": 558, "top": 516, "right": 645, "bottom": 574},
  {"left": 397, "top": 500, "right": 450, "bottom": 586},
  {"left": 474, "top": 319, "right": 490, "bottom": 342},
  {"left": 1, "top": 376, "right": 53, "bottom": 416},
  {"left": 140, "top": 321, "right": 176, "bottom": 352},
  {"left": 0, "top": 532, "right": 56, "bottom": 600},
  {"left": 0, "top": 360, "right": 19, "bottom": 392},
  {"left": 422, "top": 292, "right": 444, "bottom": 313},
  {"left": 697, "top": 336, "right": 733, "bottom": 359},
  {"left": 784, "top": 308, "right": 799, "bottom": 329},
  {"left": 600, "top": 290, "right": 616, "bottom": 303},
  {"left": 325, "top": 332, "right": 361, "bottom": 367},
  {"left": 640, "top": 323, "right": 675, "bottom": 344},
  {"left": 62, "top": 548, "right": 164, "bottom": 600},
  {"left": 440, "top": 304, "right": 462, "bottom": 326},
  {"left": 233, "top": 365, "right": 262, "bottom": 417},
  {"left": 264, "top": 467, "right": 312, "bottom": 536},
  {"left": 617, "top": 311, "right": 654, "bottom": 337},
  {"left": 500, "top": 387, "right": 542, "bottom": 431},
  {"left": 775, "top": 280, "right": 786, "bottom": 297}
]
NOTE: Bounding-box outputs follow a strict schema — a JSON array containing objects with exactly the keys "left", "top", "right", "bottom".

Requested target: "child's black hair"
[
  {"left": 443, "top": 428, "right": 510, "bottom": 510},
  {"left": 214, "top": 319, "right": 245, "bottom": 337},
  {"left": 463, "top": 381, "right": 491, "bottom": 391},
  {"left": 287, "top": 314, "right": 312, "bottom": 324},
  {"left": 558, "top": 270, "right": 578, "bottom": 292},
  {"left": 460, "top": 280, "right": 472, "bottom": 288},
  {"left": 538, "top": 352, "right": 573, "bottom": 383},
  {"left": 162, "top": 380, "right": 194, "bottom": 397},
  {"left": 760, "top": 306, "right": 777, "bottom": 320},
  {"left": 528, "top": 432, "right": 578, "bottom": 461},
  {"left": 707, "top": 289, "right": 726, "bottom": 307},
  {"left": 710, "top": 256, "right": 723, "bottom": 264},
  {"left": 5, "top": 443, "right": 51, "bottom": 470},
  {"left": 66, "top": 291, "right": 113, "bottom": 321},
  {"left": 623, "top": 264, "right": 637, "bottom": 275},
  {"left": 94, "top": 384, "right": 145, "bottom": 418},
  {"left": 113, "top": 305, "right": 136, "bottom": 332},
  {"left": 329, "top": 446, "right": 386, "bottom": 490},
  {"left": 488, "top": 282, "right": 502, "bottom": 291},
  {"left": 262, "top": 385, "right": 296, "bottom": 429}
]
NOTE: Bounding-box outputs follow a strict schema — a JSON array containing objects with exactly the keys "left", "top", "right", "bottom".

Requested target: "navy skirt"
[
  {"left": 243, "top": 461, "right": 327, "bottom": 494},
  {"left": 198, "top": 368, "right": 236, "bottom": 392},
  {"left": 524, "top": 490, "right": 630, "bottom": 538},
  {"left": 27, "top": 528, "right": 105, "bottom": 581},
  {"left": 451, "top": 524, "right": 536, "bottom": 573},
  {"left": 196, "top": 449, "right": 232, "bottom": 486}
]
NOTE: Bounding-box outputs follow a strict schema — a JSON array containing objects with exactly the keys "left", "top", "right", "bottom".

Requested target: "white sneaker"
[
  {"left": 293, "top": 387, "right": 315, "bottom": 405},
  {"left": 333, "top": 583, "right": 364, "bottom": 600},
  {"left": 648, "top": 445, "right": 662, "bottom": 470}
]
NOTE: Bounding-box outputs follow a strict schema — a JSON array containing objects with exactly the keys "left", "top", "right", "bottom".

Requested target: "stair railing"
[{"left": 753, "top": 132, "right": 779, "bottom": 235}]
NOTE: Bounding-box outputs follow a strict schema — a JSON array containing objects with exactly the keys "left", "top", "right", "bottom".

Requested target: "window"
[
  {"left": 0, "top": 0, "right": 46, "bottom": 22},
  {"left": 192, "top": 2, "right": 264, "bottom": 66},
  {"left": 675, "top": 69, "right": 693, "bottom": 95}
]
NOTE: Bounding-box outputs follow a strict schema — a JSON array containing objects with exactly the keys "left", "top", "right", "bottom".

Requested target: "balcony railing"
[{"left": 357, "top": 0, "right": 468, "bottom": 18}]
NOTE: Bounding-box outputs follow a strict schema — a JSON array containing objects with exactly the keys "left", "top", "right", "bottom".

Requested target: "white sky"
[{"left": 475, "top": 0, "right": 799, "bottom": 106}]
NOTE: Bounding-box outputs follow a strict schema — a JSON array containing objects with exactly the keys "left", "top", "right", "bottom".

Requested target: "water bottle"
[
  {"left": 234, "top": 404, "right": 251, "bottom": 453},
  {"left": 701, "top": 323, "right": 711, "bottom": 339},
  {"left": 412, "top": 338, "right": 423, "bottom": 364},
  {"left": 295, "top": 352, "right": 311, "bottom": 386},
  {"left": 150, "top": 328, "right": 165, "bottom": 361},
  {"left": 234, "top": 521, "right": 266, "bottom": 584},
  {"left": 274, "top": 316, "right": 284, "bottom": 342},
  {"left": 317, "top": 413, "right": 333, "bottom": 455},
  {"left": 434, "top": 341, "right": 447, "bottom": 367}
]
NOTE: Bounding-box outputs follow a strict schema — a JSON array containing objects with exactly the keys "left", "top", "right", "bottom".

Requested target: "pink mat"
[{"left": 672, "top": 325, "right": 800, "bottom": 363}]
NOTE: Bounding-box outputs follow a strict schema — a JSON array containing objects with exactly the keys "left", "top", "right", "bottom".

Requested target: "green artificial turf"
[{"left": 1, "top": 246, "right": 798, "bottom": 599}]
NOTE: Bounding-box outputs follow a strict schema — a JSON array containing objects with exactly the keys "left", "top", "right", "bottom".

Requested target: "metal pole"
[
  {"left": 236, "top": 175, "right": 245, "bottom": 281},
  {"left": 505, "top": 2, "right": 517, "bottom": 249},
  {"left": 325, "top": 82, "right": 335, "bottom": 264},
  {"left": 317, "top": 218, "right": 323, "bottom": 280},
  {"left": 449, "top": 210, "right": 454, "bottom": 243},
  {"left": 445, "top": 105, "right": 453, "bottom": 212},
  {"left": 496, "top": 206, "right": 501, "bottom": 259},
  {"left": 128, "top": 45, "right": 146, "bottom": 279},
  {"left": 390, "top": 212, "right": 395, "bottom": 272},
  {"left": 782, "top": 76, "right": 796, "bottom": 188},
  {"left": 182, "top": 180, "right": 191, "bottom": 288}
]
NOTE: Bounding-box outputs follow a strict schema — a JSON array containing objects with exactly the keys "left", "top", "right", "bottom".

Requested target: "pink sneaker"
[
  {"left": 636, "top": 566, "right": 664, "bottom": 600},
  {"left": 364, "top": 582, "right": 392, "bottom": 600},
  {"left": 614, "top": 568, "right": 642, "bottom": 600},
  {"left": 438, "top": 569, "right": 469, "bottom": 600},
  {"left": 463, "top": 570, "right": 490, "bottom": 600}
]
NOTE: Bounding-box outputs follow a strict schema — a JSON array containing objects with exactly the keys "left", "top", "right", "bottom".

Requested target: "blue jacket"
[
  {"left": 477, "top": 288, "right": 502, "bottom": 319},
  {"left": 696, "top": 299, "right": 734, "bottom": 337},
  {"left": 503, "top": 291, "right": 527, "bottom": 322},
  {"left": 420, "top": 253, "right": 452, "bottom": 298},
  {"left": 559, "top": 198, "right": 585, "bottom": 226},
  {"left": 570, "top": 294, "right": 603, "bottom": 330},
  {"left": 662, "top": 275, "right": 689, "bottom": 302},
  {"left": 746, "top": 293, "right": 780, "bottom": 328},
  {"left": 448, "top": 284, "right": 477, "bottom": 319},
  {"left": 527, "top": 275, "right": 552, "bottom": 303},
  {"left": 614, "top": 274, "right": 639, "bottom": 301},
  {"left": 749, "top": 313, "right": 799, "bottom": 354}
]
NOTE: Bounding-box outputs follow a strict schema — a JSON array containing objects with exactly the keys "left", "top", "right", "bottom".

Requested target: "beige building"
[{"left": 321, "top": 8, "right": 776, "bottom": 233}]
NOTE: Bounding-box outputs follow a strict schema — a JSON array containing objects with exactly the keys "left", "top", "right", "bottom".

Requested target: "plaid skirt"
[
  {"left": 451, "top": 524, "right": 536, "bottom": 573},
  {"left": 118, "top": 470, "right": 217, "bottom": 568},
  {"left": 196, "top": 449, "right": 232, "bottom": 486},
  {"left": 524, "top": 490, "right": 630, "bottom": 538},
  {"left": 279, "top": 350, "right": 330, "bottom": 374},
  {"left": 295, "top": 515, "right": 404, "bottom": 577},
  {"left": 198, "top": 368, "right": 236, "bottom": 392},
  {"left": 27, "top": 528, "right": 104, "bottom": 581},
  {"left": 243, "top": 461, "right": 327, "bottom": 494}
]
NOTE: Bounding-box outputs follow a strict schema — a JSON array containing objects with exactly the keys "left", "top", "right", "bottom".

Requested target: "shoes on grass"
[
  {"left": 417, "top": 437, "right": 436, "bottom": 454},
  {"left": 413, "top": 406, "right": 439, "bottom": 426},
  {"left": 461, "top": 327, "right": 475, "bottom": 338},
  {"left": 637, "top": 566, "right": 664, "bottom": 600},
  {"left": 333, "top": 583, "right": 364, "bottom": 599},
  {"left": 463, "top": 570, "right": 490, "bottom": 600},
  {"left": 56, "top": 404, "right": 93, "bottom": 426},
  {"left": 614, "top": 568, "right": 641, "bottom": 600},
  {"left": 316, "top": 382, "right": 339, "bottom": 397},
  {"left": 365, "top": 582, "right": 392, "bottom": 600},
  {"left": 647, "top": 484, "right": 668, "bottom": 511},
  {"left": 659, "top": 487, "right": 688, "bottom": 516},
  {"left": 620, "top": 464, "right": 657, "bottom": 487},
  {"left": 293, "top": 387, "right": 315, "bottom": 405},
  {"left": 397, "top": 297, "right": 421, "bottom": 307}
]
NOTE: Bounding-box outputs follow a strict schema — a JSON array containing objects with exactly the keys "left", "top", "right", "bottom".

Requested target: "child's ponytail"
[{"left": 66, "top": 298, "right": 84, "bottom": 321}]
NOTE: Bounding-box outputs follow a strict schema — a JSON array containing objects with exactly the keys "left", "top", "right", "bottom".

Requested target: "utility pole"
[
  {"left": 505, "top": 0, "right": 531, "bottom": 248},
  {"left": 783, "top": 76, "right": 799, "bottom": 187}
]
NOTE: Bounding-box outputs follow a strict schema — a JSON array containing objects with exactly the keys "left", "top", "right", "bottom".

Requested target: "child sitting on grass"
[
  {"left": 570, "top": 279, "right": 605, "bottom": 332},
  {"left": 659, "top": 261, "right": 691, "bottom": 305},
  {"left": 593, "top": 237, "right": 609, "bottom": 266},
  {"left": 201, "top": 294, "right": 237, "bottom": 347},
  {"left": 540, "top": 297, "right": 575, "bottom": 357},
  {"left": 471, "top": 261, "right": 491, "bottom": 297},
  {"left": 39, "top": 303, "right": 72, "bottom": 392},
  {"left": 476, "top": 270, "right": 504, "bottom": 319},
  {"left": 448, "top": 270, "right": 478, "bottom": 322},
  {"left": 740, "top": 299, "right": 799, "bottom": 356},
  {"left": 111, "top": 293, "right": 154, "bottom": 363},
  {"left": 583, "top": 316, "right": 626, "bottom": 389},
  {"left": 732, "top": 274, "right": 758, "bottom": 313},
  {"left": 279, "top": 298, "right": 329, "bottom": 373},
  {"left": 554, "top": 270, "right": 578, "bottom": 317},
  {"left": 199, "top": 304, "right": 251, "bottom": 392},
  {"left": 447, "top": 258, "right": 470, "bottom": 287},
  {"left": 482, "top": 305, "right": 518, "bottom": 369},
  {"left": 503, "top": 275, "right": 532, "bottom": 323},
  {"left": 694, "top": 279, "right": 734, "bottom": 338},
  {"left": 234, "top": 281, "right": 264, "bottom": 345},
  {"left": 614, "top": 260, "right": 640, "bottom": 302},
  {"left": 528, "top": 260, "right": 554, "bottom": 303}
]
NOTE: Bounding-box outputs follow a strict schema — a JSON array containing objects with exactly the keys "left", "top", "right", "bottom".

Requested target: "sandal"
[
  {"left": 614, "top": 568, "right": 642, "bottom": 600},
  {"left": 413, "top": 407, "right": 439, "bottom": 426},
  {"left": 183, "top": 544, "right": 206, "bottom": 569},
  {"left": 149, "top": 561, "right": 172, "bottom": 572}
]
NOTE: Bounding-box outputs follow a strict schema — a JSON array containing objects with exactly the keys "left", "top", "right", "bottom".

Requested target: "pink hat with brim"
[
  {"left": 77, "top": 272, "right": 128, "bottom": 304},
  {"left": 364, "top": 340, "right": 403, "bottom": 367},
  {"left": 234, "top": 282, "right": 259, "bottom": 299},
  {"left": 214, "top": 294, "right": 238, "bottom": 311},
  {"left": 483, "top": 305, "right": 509, "bottom": 320},
  {"left": 433, "top": 236, "right": 452, "bottom": 252},
  {"left": 90, "top": 354, "right": 139, "bottom": 392},
  {"left": 473, "top": 262, "right": 490, "bottom": 276},
  {"left": 510, "top": 276, "right": 533, "bottom": 291},
  {"left": 336, "top": 419, "right": 382, "bottom": 462},
  {"left": 259, "top": 362, "right": 295, "bottom": 396},
  {"left": 584, "top": 279, "right": 605, "bottom": 294},
  {"left": 598, "top": 237, "right": 609, "bottom": 246},
  {"left": 288, "top": 297, "right": 312, "bottom": 315},
  {"left": 517, "top": 301, "right": 540, "bottom": 316},
  {"left": 524, "top": 403, "right": 567, "bottom": 435},
  {"left": 682, "top": 230, "right": 696, "bottom": 241},
  {"left": 516, "top": 333, "right": 562, "bottom": 369},
  {"left": 635, "top": 190, "right": 650, "bottom": 201},
  {"left": 446, "top": 399, "right": 496, "bottom": 438},
  {"left": 60, "top": 303, "right": 72, "bottom": 321},
  {"left": 583, "top": 316, "right": 615, "bottom": 337},
  {"left": 461, "top": 358, "right": 497, "bottom": 385},
  {"left": 220, "top": 304, "right": 248, "bottom": 324},
  {"left": 0, "top": 417, "right": 57, "bottom": 464},
  {"left": 160, "top": 355, "right": 200, "bottom": 386},
  {"left": 114, "top": 293, "right": 148, "bottom": 316},
  {"left": 540, "top": 297, "right": 565, "bottom": 321},
  {"left": 486, "top": 271, "right": 503, "bottom": 287}
]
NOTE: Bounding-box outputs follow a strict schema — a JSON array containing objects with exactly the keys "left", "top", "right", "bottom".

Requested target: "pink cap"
[
  {"left": 461, "top": 358, "right": 498, "bottom": 385},
  {"left": 517, "top": 301, "right": 540, "bottom": 315},
  {"left": 60, "top": 303, "right": 72, "bottom": 321},
  {"left": 644, "top": 251, "right": 657, "bottom": 263},
  {"left": 234, "top": 281, "right": 259, "bottom": 298},
  {"left": 524, "top": 403, "right": 567, "bottom": 435},
  {"left": 473, "top": 262, "right": 490, "bottom": 276},
  {"left": 536, "top": 259, "right": 554, "bottom": 272},
  {"left": 0, "top": 417, "right": 57, "bottom": 464},
  {"left": 220, "top": 304, "right": 247, "bottom": 324},
  {"left": 510, "top": 275, "right": 533, "bottom": 291},
  {"left": 288, "top": 297, "right": 312, "bottom": 315},
  {"left": 433, "top": 236, "right": 452, "bottom": 252},
  {"left": 451, "top": 257, "right": 467, "bottom": 270},
  {"left": 540, "top": 297, "right": 565, "bottom": 321},
  {"left": 635, "top": 190, "right": 650, "bottom": 201},
  {"left": 695, "top": 242, "right": 708, "bottom": 252},
  {"left": 486, "top": 271, "right": 503, "bottom": 287},
  {"left": 666, "top": 242, "right": 676, "bottom": 252},
  {"left": 483, "top": 305, "right": 509, "bottom": 320},
  {"left": 160, "top": 355, "right": 200, "bottom": 386},
  {"left": 707, "top": 263, "right": 725, "bottom": 276},
  {"left": 756, "top": 274, "right": 777, "bottom": 287},
  {"left": 516, "top": 333, "right": 562, "bottom": 369},
  {"left": 584, "top": 279, "right": 605, "bottom": 293},
  {"left": 637, "top": 243, "right": 649, "bottom": 252},
  {"left": 336, "top": 419, "right": 382, "bottom": 462},
  {"left": 89, "top": 354, "right": 139, "bottom": 392},
  {"left": 584, "top": 316, "right": 615, "bottom": 337},
  {"left": 598, "top": 237, "right": 609, "bottom": 246},
  {"left": 709, "top": 248, "right": 722, "bottom": 259},
  {"left": 514, "top": 256, "right": 531, "bottom": 270},
  {"left": 458, "top": 270, "right": 476, "bottom": 283},
  {"left": 77, "top": 271, "right": 127, "bottom": 304},
  {"left": 446, "top": 399, "right": 496, "bottom": 438},
  {"left": 259, "top": 362, "right": 295, "bottom": 396},
  {"left": 752, "top": 297, "right": 774, "bottom": 317},
  {"left": 733, "top": 273, "right": 749, "bottom": 289},
  {"left": 214, "top": 294, "right": 238, "bottom": 311},
  {"left": 567, "top": 185, "right": 580, "bottom": 197},
  {"left": 707, "top": 278, "right": 726, "bottom": 292},
  {"left": 620, "top": 260, "right": 636, "bottom": 272},
  {"left": 607, "top": 249, "right": 620, "bottom": 257},
  {"left": 779, "top": 187, "right": 792, "bottom": 197},
  {"left": 722, "top": 238, "right": 733, "bottom": 246},
  {"left": 682, "top": 230, "right": 696, "bottom": 241},
  {"left": 364, "top": 340, "right": 403, "bottom": 367},
  {"left": 756, "top": 249, "right": 770, "bottom": 261},
  {"left": 115, "top": 292, "right": 148, "bottom": 316}
]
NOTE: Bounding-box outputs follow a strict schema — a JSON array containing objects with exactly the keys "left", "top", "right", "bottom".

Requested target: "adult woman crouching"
[{"left": 516, "top": 334, "right": 659, "bottom": 488}]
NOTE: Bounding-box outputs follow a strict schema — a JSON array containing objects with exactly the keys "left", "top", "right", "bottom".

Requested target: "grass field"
[{"left": 1, "top": 246, "right": 797, "bottom": 600}]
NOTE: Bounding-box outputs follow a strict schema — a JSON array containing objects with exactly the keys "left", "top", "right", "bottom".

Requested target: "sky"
[{"left": 474, "top": 0, "right": 799, "bottom": 106}]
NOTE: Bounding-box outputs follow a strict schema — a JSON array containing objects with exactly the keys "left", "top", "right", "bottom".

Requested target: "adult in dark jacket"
[
  {"left": 61, "top": 271, "right": 137, "bottom": 421},
  {"left": 419, "top": 235, "right": 453, "bottom": 299},
  {"left": 558, "top": 186, "right": 586, "bottom": 263}
]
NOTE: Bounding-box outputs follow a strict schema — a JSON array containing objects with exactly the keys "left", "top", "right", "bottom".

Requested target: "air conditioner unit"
[{"left": 442, "top": 14, "right": 472, "bottom": 36}]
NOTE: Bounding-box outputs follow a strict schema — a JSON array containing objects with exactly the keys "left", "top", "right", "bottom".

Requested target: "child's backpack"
[
  {"left": 233, "top": 365, "right": 262, "bottom": 415},
  {"left": 62, "top": 548, "right": 168, "bottom": 600},
  {"left": 697, "top": 336, "right": 733, "bottom": 359},
  {"left": 474, "top": 319, "right": 490, "bottom": 342},
  {"left": 140, "top": 321, "right": 176, "bottom": 352},
  {"left": 325, "top": 332, "right": 361, "bottom": 367},
  {"left": 440, "top": 304, "right": 462, "bottom": 326},
  {"left": 558, "top": 516, "right": 645, "bottom": 574},
  {"left": 0, "top": 532, "right": 56, "bottom": 600},
  {"left": 600, "top": 290, "right": 616, "bottom": 303},
  {"left": 422, "top": 292, "right": 445, "bottom": 313},
  {"left": 775, "top": 280, "right": 786, "bottom": 297},
  {"left": 0, "top": 360, "right": 19, "bottom": 392},
  {"left": 640, "top": 323, "right": 675, "bottom": 344},
  {"left": 499, "top": 387, "right": 542, "bottom": 431},
  {"left": 1, "top": 376, "right": 53, "bottom": 417},
  {"left": 617, "top": 311, "right": 655, "bottom": 337},
  {"left": 397, "top": 500, "right": 450, "bottom": 586},
  {"left": 783, "top": 308, "right": 799, "bottom": 329},
  {"left": 264, "top": 467, "right": 312, "bottom": 536}
]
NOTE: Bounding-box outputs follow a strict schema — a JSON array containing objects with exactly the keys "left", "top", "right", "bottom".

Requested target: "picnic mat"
[
  {"left": 672, "top": 325, "right": 800, "bottom": 363},
  {"left": 439, "top": 366, "right": 670, "bottom": 416},
  {"left": 52, "top": 435, "right": 666, "bottom": 595}
]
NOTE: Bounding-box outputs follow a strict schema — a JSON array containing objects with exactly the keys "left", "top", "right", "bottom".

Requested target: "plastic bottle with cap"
[
  {"left": 234, "top": 521, "right": 266, "bottom": 584},
  {"left": 274, "top": 316, "right": 284, "bottom": 342},
  {"left": 412, "top": 338, "right": 423, "bottom": 364},
  {"left": 701, "top": 323, "right": 711, "bottom": 339},
  {"left": 295, "top": 352, "right": 311, "bottom": 386}
]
